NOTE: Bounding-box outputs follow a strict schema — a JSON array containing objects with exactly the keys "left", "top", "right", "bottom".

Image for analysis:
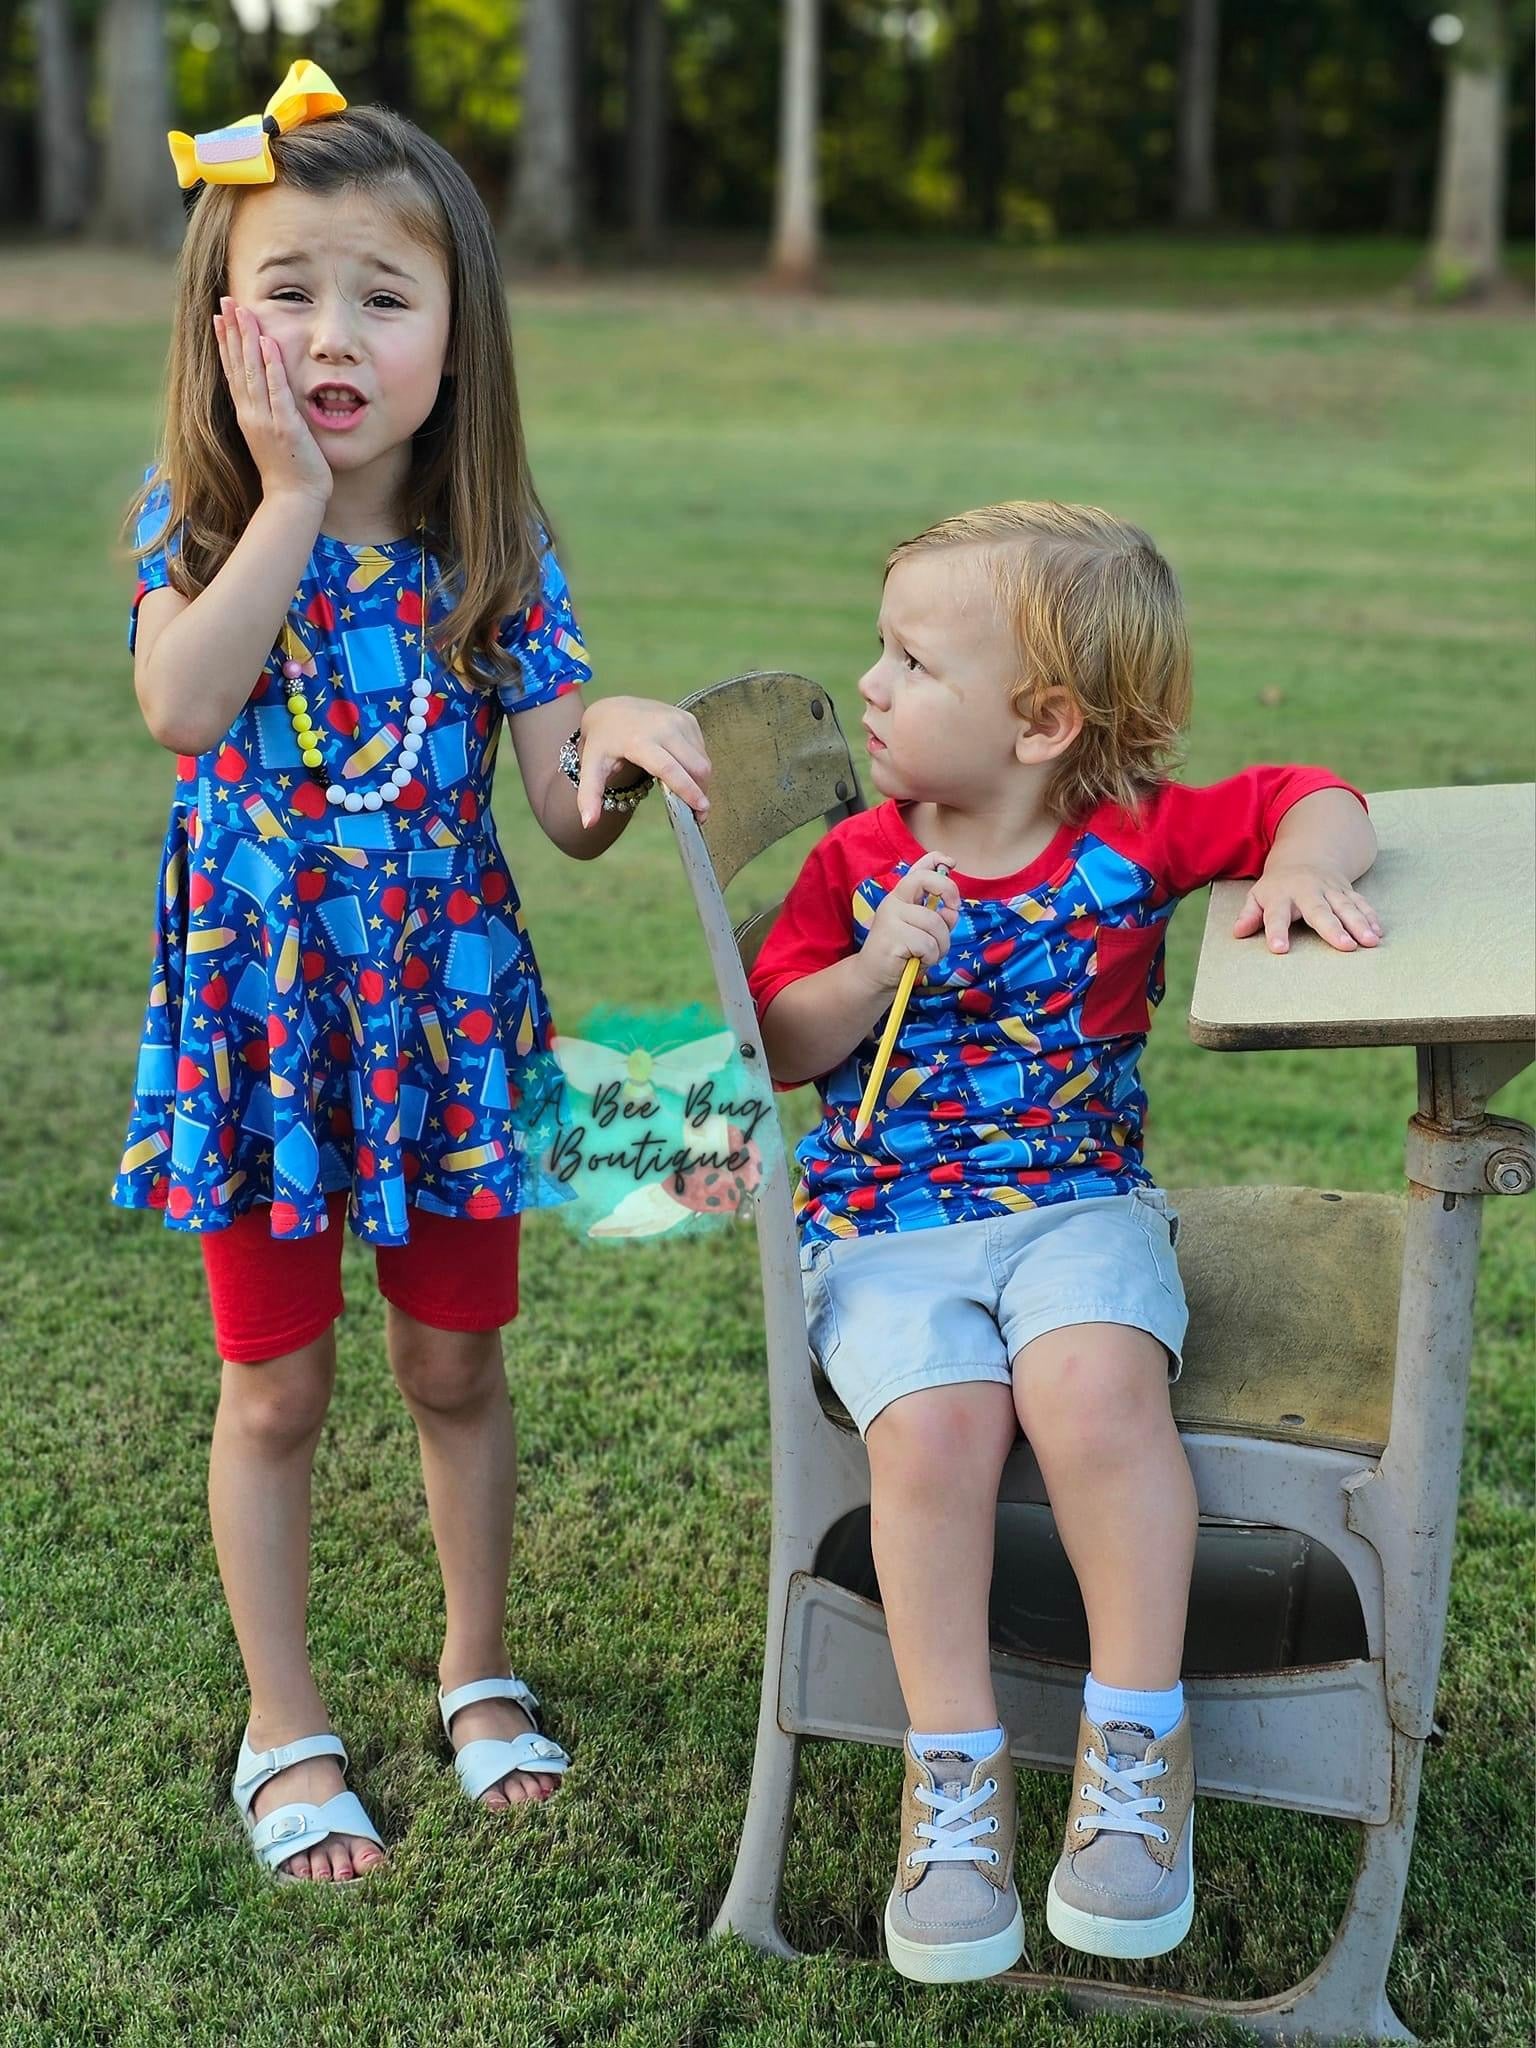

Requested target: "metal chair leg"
[
  {"left": 1004, "top": 1730, "right": 1420, "bottom": 2042},
  {"left": 708, "top": 1538, "right": 805, "bottom": 1959}
]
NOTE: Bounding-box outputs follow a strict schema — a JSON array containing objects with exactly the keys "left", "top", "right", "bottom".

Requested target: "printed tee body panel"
[{"left": 748, "top": 771, "right": 1365, "bottom": 1245}]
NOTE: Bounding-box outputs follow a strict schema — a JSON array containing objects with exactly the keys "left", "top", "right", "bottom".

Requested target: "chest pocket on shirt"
[{"left": 1080, "top": 922, "right": 1165, "bottom": 1039}]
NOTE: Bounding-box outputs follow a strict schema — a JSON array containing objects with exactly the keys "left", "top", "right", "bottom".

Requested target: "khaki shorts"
[{"left": 799, "top": 1188, "right": 1187, "bottom": 1438}]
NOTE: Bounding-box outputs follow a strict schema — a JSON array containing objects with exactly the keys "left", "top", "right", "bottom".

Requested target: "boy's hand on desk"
[
  {"left": 1234, "top": 862, "right": 1383, "bottom": 955},
  {"left": 576, "top": 697, "right": 712, "bottom": 828}
]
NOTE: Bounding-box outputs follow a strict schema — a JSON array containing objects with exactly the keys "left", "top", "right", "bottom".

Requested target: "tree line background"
[{"left": 4, "top": 0, "right": 1531, "bottom": 297}]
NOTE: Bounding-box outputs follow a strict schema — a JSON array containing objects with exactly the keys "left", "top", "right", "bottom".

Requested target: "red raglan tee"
[{"left": 748, "top": 767, "right": 1367, "bottom": 1246}]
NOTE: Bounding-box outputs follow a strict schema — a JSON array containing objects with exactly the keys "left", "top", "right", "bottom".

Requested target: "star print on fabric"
[
  {"left": 747, "top": 804, "right": 1187, "bottom": 1243},
  {"left": 115, "top": 465, "right": 593, "bottom": 1247}
]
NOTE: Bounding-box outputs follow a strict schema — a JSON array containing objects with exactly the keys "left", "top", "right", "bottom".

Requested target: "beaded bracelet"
[{"left": 557, "top": 728, "right": 655, "bottom": 815}]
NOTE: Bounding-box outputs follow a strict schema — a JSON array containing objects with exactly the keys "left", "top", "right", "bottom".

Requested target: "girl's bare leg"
[
  {"left": 386, "top": 1305, "right": 560, "bottom": 1806},
  {"left": 208, "top": 1327, "right": 386, "bottom": 1880}
]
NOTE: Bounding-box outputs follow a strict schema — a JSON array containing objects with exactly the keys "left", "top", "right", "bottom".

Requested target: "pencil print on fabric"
[{"left": 115, "top": 466, "right": 590, "bottom": 1245}]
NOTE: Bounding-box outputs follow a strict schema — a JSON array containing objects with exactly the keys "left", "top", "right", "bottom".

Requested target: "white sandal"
[
  {"left": 438, "top": 1675, "right": 571, "bottom": 1802},
  {"left": 231, "top": 1729, "right": 386, "bottom": 1883}
]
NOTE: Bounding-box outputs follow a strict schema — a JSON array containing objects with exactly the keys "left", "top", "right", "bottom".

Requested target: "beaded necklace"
[{"left": 279, "top": 520, "right": 431, "bottom": 814}]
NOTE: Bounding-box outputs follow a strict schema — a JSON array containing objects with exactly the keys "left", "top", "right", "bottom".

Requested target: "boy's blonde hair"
[
  {"left": 886, "top": 501, "right": 1192, "bottom": 821},
  {"left": 120, "top": 105, "right": 550, "bottom": 697}
]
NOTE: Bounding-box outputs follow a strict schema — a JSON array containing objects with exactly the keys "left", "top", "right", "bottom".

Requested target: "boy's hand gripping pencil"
[{"left": 853, "top": 863, "right": 951, "bottom": 1142}]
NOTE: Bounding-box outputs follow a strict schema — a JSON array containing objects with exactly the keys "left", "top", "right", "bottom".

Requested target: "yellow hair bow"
[{"left": 167, "top": 58, "right": 347, "bottom": 191}]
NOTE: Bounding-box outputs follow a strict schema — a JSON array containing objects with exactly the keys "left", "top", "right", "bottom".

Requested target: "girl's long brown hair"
[{"left": 118, "top": 103, "right": 551, "bottom": 696}]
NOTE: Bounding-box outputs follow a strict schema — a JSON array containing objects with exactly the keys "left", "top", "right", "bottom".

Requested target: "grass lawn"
[{"left": 0, "top": 242, "right": 1531, "bottom": 2047}]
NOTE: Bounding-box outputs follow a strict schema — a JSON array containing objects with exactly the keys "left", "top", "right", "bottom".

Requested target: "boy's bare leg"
[
  {"left": 209, "top": 1328, "right": 386, "bottom": 1880},
  {"left": 865, "top": 1382, "right": 1019, "bottom": 1729},
  {"left": 1011, "top": 1323, "right": 1196, "bottom": 1687}
]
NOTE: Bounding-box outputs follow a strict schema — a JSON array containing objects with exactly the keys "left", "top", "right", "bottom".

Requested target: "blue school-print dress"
[{"left": 113, "top": 469, "right": 586, "bottom": 1246}]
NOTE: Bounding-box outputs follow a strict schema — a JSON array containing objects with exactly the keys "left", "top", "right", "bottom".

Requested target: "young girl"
[
  {"left": 115, "top": 61, "right": 711, "bottom": 1885},
  {"left": 749, "top": 502, "right": 1379, "bottom": 1981}
]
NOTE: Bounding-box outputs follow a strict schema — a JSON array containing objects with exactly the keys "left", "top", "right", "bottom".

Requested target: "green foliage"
[
  {"left": 7, "top": 0, "right": 1533, "bottom": 239},
  {"left": 1427, "top": 256, "right": 1474, "bottom": 305}
]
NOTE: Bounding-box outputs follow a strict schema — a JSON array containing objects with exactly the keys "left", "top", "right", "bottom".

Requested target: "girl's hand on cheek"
[{"left": 213, "top": 296, "right": 333, "bottom": 511}]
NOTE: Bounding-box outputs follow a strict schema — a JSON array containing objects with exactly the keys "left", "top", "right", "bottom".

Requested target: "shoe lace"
[
  {"left": 1076, "top": 1744, "right": 1169, "bottom": 1841},
  {"left": 909, "top": 1777, "right": 1000, "bottom": 1868}
]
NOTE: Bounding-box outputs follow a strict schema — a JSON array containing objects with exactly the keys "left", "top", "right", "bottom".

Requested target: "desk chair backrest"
[{"left": 676, "top": 669, "right": 864, "bottom": 953}]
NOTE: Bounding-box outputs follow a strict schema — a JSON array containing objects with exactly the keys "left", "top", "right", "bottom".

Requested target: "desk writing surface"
[{"left": 1188, "top": 784, "right": 1535, "bottom": 1051}]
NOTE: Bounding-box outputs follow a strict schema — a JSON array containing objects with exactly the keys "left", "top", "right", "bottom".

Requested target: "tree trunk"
[
  {"left": 262, "top": 3, "right": 281, "bottom": 103},
  {"left": 957, "top": 0, "right": 1007, "bottom": 237},
  {"left": 769, "top": 0, "right": 819, "bottom": 287},
  {"left": 1386, "top": 140, "right": 1427, "bottom": 237},
  {"left": 372, "top": 0, "right": 414, "bottom": 124},
  {"left": 899, "top": 19, "right": 926, "bottom": 165},
  {"left": 1175, "top": 0, "right": 1219, "bottom": 227},
  {"left": 1425, "top": 0, "right": 1507, "bottom": 300},
  {"left": 505, "top": 0, "right": 580, "bottom": 265},
  {"left": 1266, "top": 84, "right": 1302, "bottom": 233},
  {"left": 0, "top": 0, "right": 26, "bottom": 225},
  {"left": 35, "top": 0, "right": 93, "bottom": 234},
  {"left": 627, "top": 0, "right": 666, "bottom": 253},
  {"left": 93, "top": 0, "right": 182, "bottom": 251}
]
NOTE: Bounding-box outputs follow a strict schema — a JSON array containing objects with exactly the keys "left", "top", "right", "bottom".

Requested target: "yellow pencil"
[{"left": 853, "top": 865, "right": 949, "bottom": 1141}]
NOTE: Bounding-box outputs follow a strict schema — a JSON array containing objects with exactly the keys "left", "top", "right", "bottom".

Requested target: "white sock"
[
  {"left": 1083, "top": 1675, "right": 1183, "bottom": 1741},
  {"left": 910, "top": 1723, "right": 1004, "bottom": 1762}
]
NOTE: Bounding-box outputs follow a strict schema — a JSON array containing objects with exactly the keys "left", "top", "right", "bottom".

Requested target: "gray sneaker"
[
  {"left": 883, "top": 1728, "right": 1025, "bottom": 1983},
  {"left": 1046, "top": 1708, "right": 1195, "bottom": 1959}
]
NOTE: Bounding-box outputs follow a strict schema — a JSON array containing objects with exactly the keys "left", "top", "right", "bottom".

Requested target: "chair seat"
[{"left": 810, "top": 1186, "right": 1403, "bottom": 1456}]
